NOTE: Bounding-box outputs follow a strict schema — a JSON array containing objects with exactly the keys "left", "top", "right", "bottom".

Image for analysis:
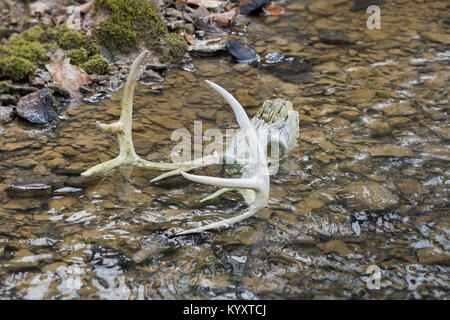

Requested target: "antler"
[
  {"left": 176, "top": 80, "right": 270, "bottom": 235},
  {"left": 81, "top": 51, "right": 181, "bottom": 177}
]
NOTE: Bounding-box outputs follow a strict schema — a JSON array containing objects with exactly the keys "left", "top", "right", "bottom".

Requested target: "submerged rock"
[
  {"left": 226, "top": 39, "right": 260, "bottom": 65},
  {"left": 239, "top": 0, "right": 269, "bottom": 16},
  {"left": 319, "top": 29, "right": 354, "bottom": 45},
  {"left": 417, "top": 247, "right": 450, "bottom": 265},
  {"left": 6, "top": 175, "right": 53, "bottom": 198},
  {"left": 263, "top": 55, "right": 312, "bottom": 84},
  {"left": 351, "top": 0, "right": 383, "bottom": 12},
  {"left": 16, "top": 89, "right": 57, "bottom": 125},
  {"left": 341, "top": 181, "right": 399, "bottom": 211}
]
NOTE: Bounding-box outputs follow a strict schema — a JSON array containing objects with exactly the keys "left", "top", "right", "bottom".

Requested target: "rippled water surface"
[{"left": 0, "top": 0, "right": 449, "bottom": 299}]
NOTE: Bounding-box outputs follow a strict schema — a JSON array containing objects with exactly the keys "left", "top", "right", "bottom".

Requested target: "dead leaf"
[
  {"left": 206, "top": 7, "right": 239, "bottom": 27},
  {"left": 176, "top": 0, "right": 225, "bottom": 9},
  {"left": 263, "top": 3, "right": 284, "bottom": 16},
  {"left": 46, "top": 59, "right": 90, "bottom": 99}
]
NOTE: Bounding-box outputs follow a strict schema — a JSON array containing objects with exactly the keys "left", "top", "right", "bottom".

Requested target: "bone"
[
  {"left": 81, "top": 51, "right": 182, "bottom": 177},
  {"left": 176, "top": 81, "right": 270, "bottom": 235}
]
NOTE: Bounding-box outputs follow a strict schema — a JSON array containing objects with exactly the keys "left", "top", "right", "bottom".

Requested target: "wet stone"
[
  {"left": 417, "top": 247, "right": 450, "bottom": 265},
  {"left": 351, "top": 0, "right": 383, "bottom": 12},
  {"left": 365, "top": 118, "right": 393, "bottom": 137},
  {"left": 0, "top": 106, "right": 14, "bottom": 124},
  {"left": 239, "top": 0, "right": 269, "bottom": 16},
  {"left": 0, "top": 94, "right": 18, "bottom": 105},
  {"left": 263, "top": 57, "right": 312, "bottom": 84},
  {"left": 16, "top": 89, "right": 58, "bottom": 125},
  {"left": 318, "top": 240, "right": 352, "bottom": 256},
  {"left": 226, "top": 39, "right": 260, "bottom": 65},
  {"left": 319, "top": 29, "right": 354, "bottom": 45},
  {"left": 341, "top": 181, "right": 399, "bottom": 211},
  {"left": 6, "top": 176, "right": 53, "bottom": 198}
]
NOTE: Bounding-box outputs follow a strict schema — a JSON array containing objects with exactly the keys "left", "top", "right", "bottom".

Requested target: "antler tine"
[
  {"left": 82, "top": 51, "right": 182, "bottom": 177},
  {"left": 176, "top": 81, "right": 270, "bottom": 235}
]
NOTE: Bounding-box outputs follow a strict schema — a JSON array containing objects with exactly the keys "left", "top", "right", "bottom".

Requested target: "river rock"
[
  {"left": 6, "top": 175, "right": 53, "bottom": 198},
  {"left": 239, "top": 0, "right": 269, "bottom": 16},
  {"left": 341, "top": 181, "right": 399, "bottom": 211},
  {"left": 319, "top": 29, "right": 354, "bottom": 45},
  {"left": 226, "top": 39, "right": 260, "bottom": 65},
  {"left": 395, "top": 178, "right": 427, "bottom": 201},
  {"left": 351, "top": 0, "right": 383, "bottom": 12},
  {"left": 263, "top": 56, "right": 312, "bottom": 84},
  {"left": 0, "top": 94, "right": 18, "bottom": 105},
  {"left": 16, "top": 89, "right": 58, "bottom": 125},
  {"left": 308, "top": 1, "right": 335, "bottom": 16},
  {"left": 0, "top": 106, "right": 14, "bottom": 124},
  {"left": 417, "top": 247, "right": 450, "bottom": 265},
  {"left": 318, "top": 240, "right": 352, "bottom": 256}
]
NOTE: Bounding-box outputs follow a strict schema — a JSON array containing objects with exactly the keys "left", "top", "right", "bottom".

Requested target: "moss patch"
[
  {"left": 81, "top": 54, "right": 110, "bottom": 74},
  {"left": 5, "top": 35, "right": 49, "bottom": 64},
  {"left": 57, "top": 28, "right": 99, "bottom": 56},
  {"left": 162, "top": 33, "right": 188, "bottom": 63},
  {"left": 94, "top": 0, "right": 186, "bottom": 60},
  {"left": 66, "top": 48, "right": 89, "bottom": 66},
  {"left": 0, "top": 56, "right": 36, "bottom": 82}
]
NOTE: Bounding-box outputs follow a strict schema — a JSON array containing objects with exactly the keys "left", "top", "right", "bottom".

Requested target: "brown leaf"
[
  {"left": 207, "top": 7, "right": 239, "bottom": 27},
  {"left": 46, "top": 59, "right": 90, "bottom": 99},
  {"left": 263, "top": 3, "right": 284, "bottom": 16},
  {"left": 176, "top": 0, "right": 225, "bottom": 9}
]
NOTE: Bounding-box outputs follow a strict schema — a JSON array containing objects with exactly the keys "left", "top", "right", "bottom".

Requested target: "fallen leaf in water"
[
  {"left": 46, "top": 59, "right": 90, "bottom": 99},
  {"left": 263, "top": 3, "right": 284, "bottom": 16},
  {"left": 207, "top": 7, "right": 239, "bottom": 27},
  {"left": 176, "top": 0, "right": 224, "bottom": 9}
]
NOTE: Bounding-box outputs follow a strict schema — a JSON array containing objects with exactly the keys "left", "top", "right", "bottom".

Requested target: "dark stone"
[
  {"left": 263, "top": 56, "right": 312, "bottom": 84},
  {"left": 16, "top": 89, "right": 58, "bottom": 125},
  {"left": 319, "top": 29, "right": 354, "bottom": 44},
  {"left": 6, "top": 176, "right": 53, "bottom": 198},
  {"left": 194, "top": 20, "right": 226, "bottom": 37},
  {"left": 226, "top": 39, "right": 260, "bottom": 65},
  {"left": 0, "top": 81, "right": 38, "bottom": 96},
  {"left": 47, "top": 85, "right": 71, "bottom": 102},
  {"left": 0, "top": 94, "right": 18, "bottom": 106},
  {"left": 351, "top": 0, "right": 383, "bottom": 12},
  {"left": 239, "top": 0, "right": 269, "bottom": 16}
]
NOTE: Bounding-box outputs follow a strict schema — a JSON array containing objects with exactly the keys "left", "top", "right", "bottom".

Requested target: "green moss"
[
  {"left": 94, "top": 0, "right": 166, "bottom": 56},
  {"left": 0, "top": 81, "right": 12, "bottom": 94},
  {"left": 5, "top": 36, "right": 49, "bottom": 64},
  {"left": 81, "top": 54, "right": 110, "bottom": 74},
  {"left": 162, "top": 33, "right": 188, "bottom": 63},
  {"left": 58, "top": 28, "right": 99, "bottom": 56},
  {"left": 0, "top": 56, "right": 36, "bottom": 82},
  {"left": 21, "top": 26, "right": 45, "bottom": 41},
  {"left": 66, "top": 48, "right": 89, "bottom": 66}
]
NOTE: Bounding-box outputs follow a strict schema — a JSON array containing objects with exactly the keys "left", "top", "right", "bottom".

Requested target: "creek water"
[{"left": 0, "top": 0, "right": 449, "bottom": 299}]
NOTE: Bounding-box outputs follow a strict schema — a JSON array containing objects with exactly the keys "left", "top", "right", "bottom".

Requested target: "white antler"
[
  {"left": 176, "top": 80, "right": 270, "bottom": 235},
  {"left": 81, "top": 51, "right": 181, "bottom": 177}
]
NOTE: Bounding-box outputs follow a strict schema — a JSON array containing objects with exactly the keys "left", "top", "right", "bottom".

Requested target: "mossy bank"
[{"left": 0, "top": 0, "right": 187, "bottom": 85}]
